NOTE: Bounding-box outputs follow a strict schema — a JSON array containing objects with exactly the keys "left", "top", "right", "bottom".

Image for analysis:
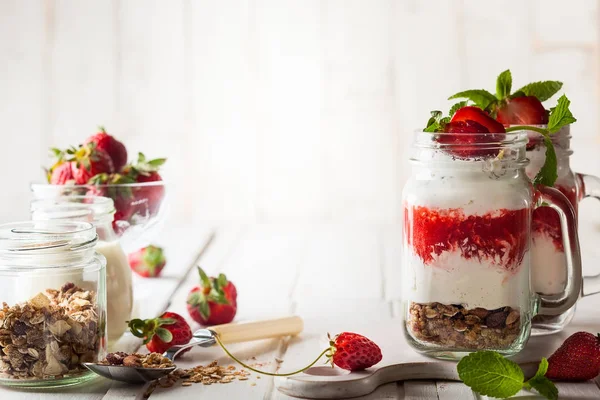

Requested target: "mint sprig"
[
  {"left": 496, "top": 69, "right": 512, "bottom": 100},
  {"left": 448, "top": 70, "right": 564, "bottom": 114},
  {"left": 514, "top": 81, "right": 563, "bottom": 102},
  {"left": 424, "top": 110, "right": 449, "bottom": 132},
  {"left": 547, "top": 94, "right": 577, "bottom": 133},
  {"left": 524, "top": 358, "right": 559, "bottom": 400},
  {"left": 448, "top": 89, "right": 497, "bottom": 110},
  {"left": 458, "top": 351, "right": 558, "bottom": 400}
]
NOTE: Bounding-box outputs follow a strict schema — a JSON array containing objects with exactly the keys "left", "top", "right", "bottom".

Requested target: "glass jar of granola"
[
  {"left": 31, "top": 196, "right": 132, "bottom": 343},
  {"left": 402, "top": 130, "right": 582, "bottom": 359},
  {"left": 524, "top": 125, "right": 600, "bottom": 335},
  {"left": 0, "top": 221, "right": 106, "bottom": 387}
]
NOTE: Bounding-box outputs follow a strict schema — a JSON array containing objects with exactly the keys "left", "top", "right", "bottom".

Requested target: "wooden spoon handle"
[{"left": 211, "top": 316, "right": 303, "bottom": 344}]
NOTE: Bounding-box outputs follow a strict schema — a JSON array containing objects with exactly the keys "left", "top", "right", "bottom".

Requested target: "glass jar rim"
[
  {"left": 410, "top": 131, "right": 529, "bottom": 168},
  {"left": 31, "top": 195, "right": 115, "bottom": 222},
  {"left": 0, "top": 221, "right": 97, "bottom": 254}
]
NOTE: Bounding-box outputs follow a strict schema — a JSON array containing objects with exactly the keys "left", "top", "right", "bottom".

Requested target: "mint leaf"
[
  {"left": 547, "top": 95, "right": 576, "bottom": 133},
  {"left": 514, "top": 81, "right": 563, "bottom": 102},
  {"left": 448, "top": 89, "right": 497, "bottom": 110},
  {"left": 449, "top": 101, "right": 467, "bottom": 117},
  {"left": 496, "top": 70, "right": 512, "bottom": 100},
  {"left": 424, "top": 110, "right": 449, "bottom": 132},
  {"left": 525, "top": 358, "right": 558, "bottom": 400},
  {"left": 533, "top": 135, "right": 558, "bottom": 187},
  {"left": 457, "top": 351, "right": 524, "bottom": 398}
]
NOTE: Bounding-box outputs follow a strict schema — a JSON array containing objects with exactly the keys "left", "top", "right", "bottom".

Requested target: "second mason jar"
[
  {"left": 525, "top": 125, "right": 600, "bottom": 335},
  {"left": 31, "top": 196, "right": 133, "bottom": 342},
  {"left": 402, "top": 130, "right": 581, "bottom": 359}
]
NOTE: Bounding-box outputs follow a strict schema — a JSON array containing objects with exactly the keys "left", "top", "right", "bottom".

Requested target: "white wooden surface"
[
  {"left": 2, "top": 1, "right": 600, "bottom": 225},
  {"left": 2, "top": 224, "right": 599, "bottom": 399}
]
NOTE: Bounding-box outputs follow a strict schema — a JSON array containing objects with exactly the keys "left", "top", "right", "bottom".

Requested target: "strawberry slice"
[
  {"left": 436, "top": 106, "right": 506, "bottom": 159},
  {"left": 496, "top": 96, "right": 549, "bottom": 125},
  {"left": 451, "top": 106, "right": 506, "bottom": 133}
]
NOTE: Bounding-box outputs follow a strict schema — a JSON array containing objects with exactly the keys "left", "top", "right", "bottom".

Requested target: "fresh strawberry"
[
  {"left": 87, "top": 173, "right": 137, "bottom": 233},
  {"left": 451, "top": 106, "right": 506, "bottom": 133},
  {"left": 435, "top": 106, "right": 506, "bottom": 159},
  {"left": 326, "top": 332, "right": 382, "bottom": 371},
  {"left": 84, "top": 126, "right": 128, "bottom": 171},
  {"left": 128, "top": 312, "right": 192, "bottom": 354},
  {"left": 49, "top": 161, "right": 75, "bottom": 184},
  {"left": 187, "top": 266, "right": 237, "bottom": 326},
  {"left": 122, "top": 153, "right": 166, "bottom": 216},
  {"left": 128, "top": 245, "right": 166, "bottom": 278},
  {"left": 546, "top": 332, "right": 600, "bottom": 381},
  {"left": 496, "top": 96, "right": 549, "bottom": 125},
  {"left": 68, "top": 143, "right": 115, "bottom": 184}
]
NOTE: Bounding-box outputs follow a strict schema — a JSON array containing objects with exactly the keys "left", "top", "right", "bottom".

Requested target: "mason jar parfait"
[{"left": 402, "top": 129, "right": 581, "bottom": 359}]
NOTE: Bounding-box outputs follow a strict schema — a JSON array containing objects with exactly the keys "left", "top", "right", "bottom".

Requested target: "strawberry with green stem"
[
  {"left": 122, "top": 152, "right": 166, "bottom": 216},
  {"left": 84, "top": 126, "right": 128, "bottom": 171},
  {"left": 128, "top": 311, "right": 192, "bottom": 354},
  {"left": 213, "top": 331, "right": 382, "bottom": 377},
  {"left": 186, "top": 266, "right": 237, "bottom": 326},
  {"left": 128, "top": 245, "right": 166, "bottom": 278}
]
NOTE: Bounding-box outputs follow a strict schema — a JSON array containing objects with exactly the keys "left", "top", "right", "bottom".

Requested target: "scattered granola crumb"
[
  {"left": 250, "top": 382, "right": 256, "bottom": 386},
  {"left": 256, "top": 375, "right": 261, "bottom": 379},
  {"left": 275, "top": 357, "right": 284, "bottom": 363},
  {"left": 181, "top": 382, "right": 192, "bottom": 387}
]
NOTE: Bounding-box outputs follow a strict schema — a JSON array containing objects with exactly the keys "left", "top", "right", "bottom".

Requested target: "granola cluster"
[
  {"left": 100, "top": 352, "right": 173, "bottom": 369},
  {"left": 144, "top": 360, "right": 253, "bottom": 398},
  {"left": 0, "top": 283, "right": 102, "bottom": 380},
  {"left": 407, "top": 302, "right": 522, "bottom": 350}
]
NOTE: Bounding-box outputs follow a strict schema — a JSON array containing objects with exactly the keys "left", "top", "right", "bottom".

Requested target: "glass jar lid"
[
  {"left": 0, "top": 221, "right": 97, "bottom": 254},
  {"left": 31, "top": 196, "right": 115, "bottom": 224}
]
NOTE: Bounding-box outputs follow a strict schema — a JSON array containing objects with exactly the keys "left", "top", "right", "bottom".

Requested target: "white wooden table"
[{"left": 2, "top": 223, "right": 600, "bottom": 399}]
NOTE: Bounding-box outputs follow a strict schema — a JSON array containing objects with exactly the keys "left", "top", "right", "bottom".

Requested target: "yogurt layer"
[
  {"left": 531, "top": 233, "right": 567, "bottom": 295},
  {"left": 404, "top": 250, "right": 531, "bottom": 310}
]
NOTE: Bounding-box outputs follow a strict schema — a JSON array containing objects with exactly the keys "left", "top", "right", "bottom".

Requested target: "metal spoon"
[{"left": 83, "top": 316, "right": 303, "bottom": 384}]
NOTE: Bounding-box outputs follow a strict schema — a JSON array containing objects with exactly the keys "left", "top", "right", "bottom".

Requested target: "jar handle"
[
  {"left": 535, "top": 186, "right": 582, "bottom": 315},
  {"left": 576, "top": 173, "right": 600, "bottom": 296}
]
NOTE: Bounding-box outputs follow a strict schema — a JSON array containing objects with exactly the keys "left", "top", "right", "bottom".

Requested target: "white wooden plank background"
[{"left": 1, "top": 1, "right": 600, "bottom": 225}]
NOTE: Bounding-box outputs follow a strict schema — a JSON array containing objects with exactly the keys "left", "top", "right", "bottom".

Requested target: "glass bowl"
[{"left": 31, "top": 182, "right": 167, "bottom": 253}]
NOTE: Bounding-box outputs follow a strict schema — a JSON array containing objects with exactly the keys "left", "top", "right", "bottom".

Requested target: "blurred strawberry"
[
  {"left": 496, "top": 96, "right": 549, "bottom": 125},
  {"left": 187, "top": 266, "right": 237, "bottom": 326},
  {"left": 66, "top": 143, "right": 115, "bottom": 184},
  {"left": 128, "top": 245, "right": 166, "bottom": 278},
  {"left": 123, "top": 153, "right": 166, "bottom": 217},
  {"left": 84, "top": 126, "right": 128, "bottom": 171},
  {"left": 49, "top": 161, "right": 75, "bottom": 184},
  {"left": 128, "top": 312, "right": 192, "bottom": 354},
  {"left": 87, "top": 173, "right": 136, "bottom": 233}
]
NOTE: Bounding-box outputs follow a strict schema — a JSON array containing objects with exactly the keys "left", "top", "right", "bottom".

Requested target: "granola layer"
[{"left": 407, "top": 302, "right": 522, "bottom": 350}]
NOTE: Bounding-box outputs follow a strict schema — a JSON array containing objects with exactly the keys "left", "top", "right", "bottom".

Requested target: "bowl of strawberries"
[{"left": 31, "top": 127, "right": 167, "bottom": 252}]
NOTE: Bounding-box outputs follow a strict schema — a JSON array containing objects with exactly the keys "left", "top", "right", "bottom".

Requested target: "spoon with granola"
[{"left": 84, "top": 315, "right": 303, "bottom": 383}]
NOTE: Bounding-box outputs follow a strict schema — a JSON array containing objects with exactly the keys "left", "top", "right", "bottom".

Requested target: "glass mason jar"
[
  {"left": 524, "top": 125, "right": 600, "bottom": 335},
  {"left": 31, "top": 196, "right": 133, "bottom": 343},
  {"left": 402, "top": 131, "right": 581, "bottom": 359},
  {"left": 0, "top": 221, "right": 106, "bottom": 387}
]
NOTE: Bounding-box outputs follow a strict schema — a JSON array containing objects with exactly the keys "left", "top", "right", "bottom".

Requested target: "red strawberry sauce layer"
[
  {"left": 405, "top": 206, "right": 530, "bottom": 271},
  {"left": 532, "top": 185, "right": 578, "bottom": 252}
]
